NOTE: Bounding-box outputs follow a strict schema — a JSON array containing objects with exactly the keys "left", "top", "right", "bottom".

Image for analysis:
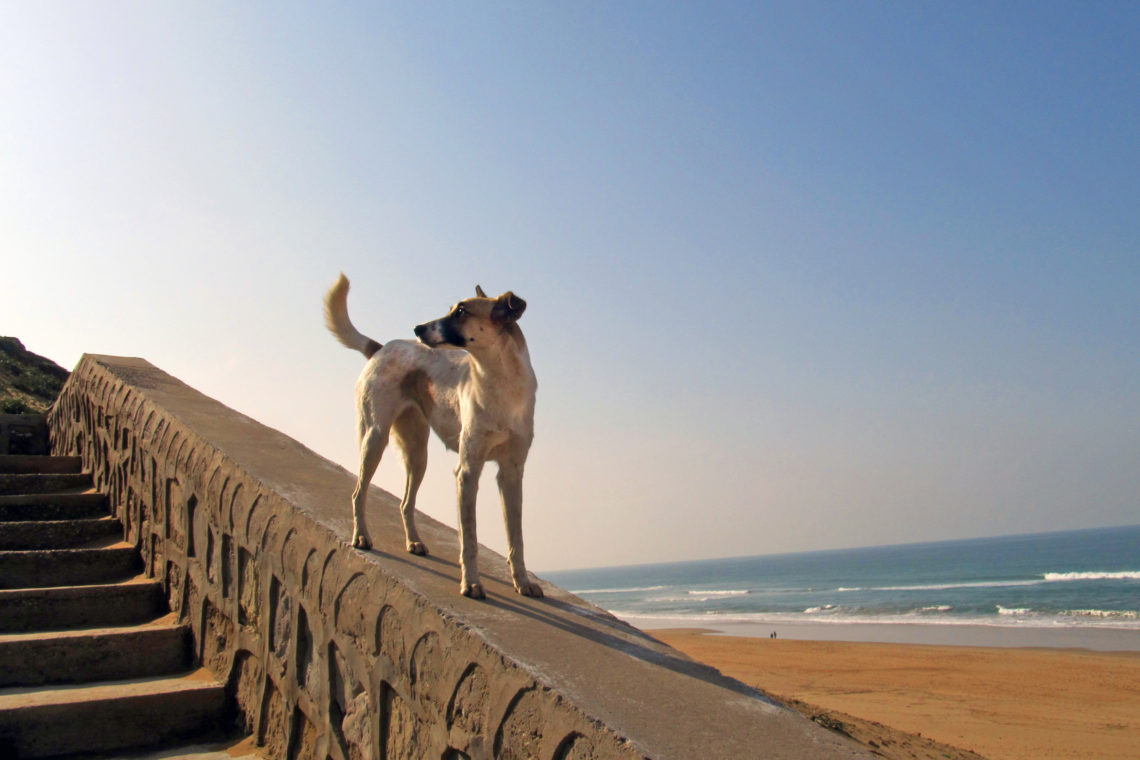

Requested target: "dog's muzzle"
[{"left": 415, "top": 317, "right": 467, "bottom": 348}]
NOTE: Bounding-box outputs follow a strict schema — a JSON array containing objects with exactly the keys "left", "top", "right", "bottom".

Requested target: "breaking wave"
[
  {"left": 1043, "top": 571, "right": 1140, "bottom": 582},
  {"left": 568, "top": 585, "right": 668, "bottom": 595},
  {"left": 997, "top": 606, "right": 1032, "bottom": 617},
  {"left": 804, "top": 605, "right": 838, "bottom": 614}
]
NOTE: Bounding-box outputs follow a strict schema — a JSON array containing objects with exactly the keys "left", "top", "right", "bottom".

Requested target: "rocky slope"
[{"left": 0, "top": 338, "right": 69, "bottom": 414}]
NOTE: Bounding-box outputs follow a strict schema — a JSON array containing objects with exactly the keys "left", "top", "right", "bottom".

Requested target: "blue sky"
[{"left": 3, "top": 3, "right": 1137, "bottom": 570}]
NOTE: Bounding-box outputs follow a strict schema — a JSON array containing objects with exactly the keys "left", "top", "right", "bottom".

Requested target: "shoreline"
[
  {"left": 625, "top": 614, "right": 1140, "bottom": 651},
  {"left": 651, "top": 628, "right": 1140, "bottom": 760}
]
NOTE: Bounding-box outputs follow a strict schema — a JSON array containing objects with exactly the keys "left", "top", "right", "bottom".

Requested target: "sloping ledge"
[{"left": 48, "top": 355, "right": 870, "bottom": 760}]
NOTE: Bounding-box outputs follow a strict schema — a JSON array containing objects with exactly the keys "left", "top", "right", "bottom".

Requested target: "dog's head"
[{"left": 414, "top": 285, "right": 527, "bottom": 349}]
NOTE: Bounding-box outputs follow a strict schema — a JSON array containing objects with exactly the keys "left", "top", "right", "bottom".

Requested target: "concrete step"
[
  {"left": 0, "top": 669, "right": 231, "bottom": 759},
  {"left": 0, "top": 458, "right": 255, "bottom": 759},
  {"left": 0, "top": 576, "right": 166, "bottom": 628},
  {"left": 0, "top": 515, "right": 122, "bottom": 550},
  {"left": 0, "top": 472, "right": 93, "bottom": 495},
  {"left": 0, "top": 456, "right": 83, "bottom": 475},
  {"left": 0, "top": 544, "right": 141, "bottom": 589},
  {"left": 0, "top": 577, "right": 167, "bottom": 632},
  {"left": 58, "top": 735, "right": 262, "bottom": 760},
  {"left": 0, "top": 492, "right": 109, "bottom": 521},
  {"left": 0, "top": 619, "right": 191, "bottom": 687}
]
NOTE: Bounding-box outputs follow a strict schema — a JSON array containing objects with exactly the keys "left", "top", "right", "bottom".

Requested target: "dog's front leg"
[
  {"left": 455, "top": 453, "right": 486, "bottom": 599},
  {"left": 497, "top": 459, "right": 543, "bottom": 598}
]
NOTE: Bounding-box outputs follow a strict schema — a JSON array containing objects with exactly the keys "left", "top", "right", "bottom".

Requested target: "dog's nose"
[{"left": 414, "top": 323, "right": 427, "bottom": 338}]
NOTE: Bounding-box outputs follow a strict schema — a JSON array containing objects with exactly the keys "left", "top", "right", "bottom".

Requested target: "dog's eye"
[{"left": 453, "top": 305, "right": 465, "bottom": 317}]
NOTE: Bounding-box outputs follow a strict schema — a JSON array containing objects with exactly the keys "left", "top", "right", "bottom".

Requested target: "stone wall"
[{"left": 49, "top": 354, "right": 870, "bottom": 760}]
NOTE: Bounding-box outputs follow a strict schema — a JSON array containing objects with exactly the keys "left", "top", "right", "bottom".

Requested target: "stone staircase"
[{"left": 0, "top": 454, "right": 255, "bottom": 759}]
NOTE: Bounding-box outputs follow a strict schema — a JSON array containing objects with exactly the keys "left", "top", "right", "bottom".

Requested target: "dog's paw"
[
  {"left": 460, "top": 582, "right": 486, "bottom": 600},
  {"left": 352, "top": 533, "right": 373, "bottom": 551},
  {"left": 515, "top": 580, "right": 544, "bottom": 598},
  {"left": 407, "top": 541, "right": 429, "bottom": 556}
]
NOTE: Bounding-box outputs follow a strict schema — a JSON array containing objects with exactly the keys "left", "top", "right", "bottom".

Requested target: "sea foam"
[
  {"left": 1062, "top": 609, "right": 1139, "bottom": 620},
  {"left": 1043, "top": 571, "right": 1140, "bottom": 582},
  {"left": 567, "top": 585, "right": 668, "bottom": 595}
]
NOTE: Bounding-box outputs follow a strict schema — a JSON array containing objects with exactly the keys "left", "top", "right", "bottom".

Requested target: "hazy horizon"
[
  {"left": 4, "top": 3, "right": 1137, "bottom": 572},
  {"left": 544, "top": 521, "right": 1140, "bottom": 574}
]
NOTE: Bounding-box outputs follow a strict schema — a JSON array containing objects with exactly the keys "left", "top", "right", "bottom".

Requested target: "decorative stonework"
[
  {"left": 48, "top": 354, "right": 870, "bottom": 760},
  {"left": 47, "top": 356, "right": 646, "bottom": 760}
]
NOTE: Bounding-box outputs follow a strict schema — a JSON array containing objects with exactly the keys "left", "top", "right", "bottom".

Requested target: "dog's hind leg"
[
  {"left": 351, "top": 425, "right": 388, "bottom": 550},
  {"left": 393, "top": 412, "right": 430, "bottom": 556}
]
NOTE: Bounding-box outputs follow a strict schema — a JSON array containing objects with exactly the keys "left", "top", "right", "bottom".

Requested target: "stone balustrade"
[{"left": 48, "top": 354, "right": 869, "bottom": 760}]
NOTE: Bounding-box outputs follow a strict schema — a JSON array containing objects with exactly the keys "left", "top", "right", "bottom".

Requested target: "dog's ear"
[
  {"left": 475, "top": 285, "right": 487, "bottom": 298},
  {"left": 491, "top": 292, "right": 526, "bottom": 324}
]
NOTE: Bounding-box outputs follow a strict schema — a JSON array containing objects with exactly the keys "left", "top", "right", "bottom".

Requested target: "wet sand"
[{"left": 652, "top": 628, "right": 1140, "bottom": 760}]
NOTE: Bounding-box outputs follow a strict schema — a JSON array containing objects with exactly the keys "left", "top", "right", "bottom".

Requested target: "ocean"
[{"left": 545, "top": 525, "right": 1140, "bottom": 649}]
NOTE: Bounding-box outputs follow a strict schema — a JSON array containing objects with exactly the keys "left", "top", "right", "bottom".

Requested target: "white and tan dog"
[{"left": 324, "top": 274, "right": 541, "bottom": 599}]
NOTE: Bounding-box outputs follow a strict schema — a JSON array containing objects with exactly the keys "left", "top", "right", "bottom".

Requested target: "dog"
[{"left": 323, "top": 274, "right": 541, "bottom": 599}]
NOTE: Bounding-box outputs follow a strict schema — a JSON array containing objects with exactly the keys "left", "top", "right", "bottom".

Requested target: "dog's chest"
[{"left": 429, "top": 353, "right": 535, "bottom": 454}]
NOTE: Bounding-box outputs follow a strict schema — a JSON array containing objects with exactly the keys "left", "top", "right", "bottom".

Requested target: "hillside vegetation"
[{"left": 0, "top": 337, "right": 69, "bottom": 414}]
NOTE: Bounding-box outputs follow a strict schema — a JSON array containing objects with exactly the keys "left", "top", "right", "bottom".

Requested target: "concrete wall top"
[{"left": 53, "top": 354, "right": 870, "bottom": 760}]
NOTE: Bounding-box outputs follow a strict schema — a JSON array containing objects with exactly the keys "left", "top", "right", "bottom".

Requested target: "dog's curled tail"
[{"left": 324, "top": 273, "right": 383, "bottom": 359}]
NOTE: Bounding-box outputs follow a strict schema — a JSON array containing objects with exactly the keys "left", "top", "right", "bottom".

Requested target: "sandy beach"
[{"left": 652, "top": 628, "right": 1140, "bottom": 760}]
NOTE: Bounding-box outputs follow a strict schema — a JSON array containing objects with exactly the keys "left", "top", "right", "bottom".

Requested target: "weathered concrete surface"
[
  {"left": 0, "top": 455, "right": 81, "bottom": 474},
  {"left": 0, "top": 490, "right": 109, "bottom": 521},
  {"left": 0, "top": 542, "right": 141, "bottom": 588},
  {"left": 0, "top": 514, "right": 122, "bottom": 550},
  {"left": 0, "top": 668, "right": 228, "bottom": 757},
  {"left": 0, "top": 619, "right": 190, "bottom": 687},
  {"left": 50, "top": 355, "right": 873, "bottom": 760},
  {"left": 0, "top": 576, "right": 167, "bottom": 631},
  {"left": 0, "top": 472, "right": 92, "bottom": 494}
]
